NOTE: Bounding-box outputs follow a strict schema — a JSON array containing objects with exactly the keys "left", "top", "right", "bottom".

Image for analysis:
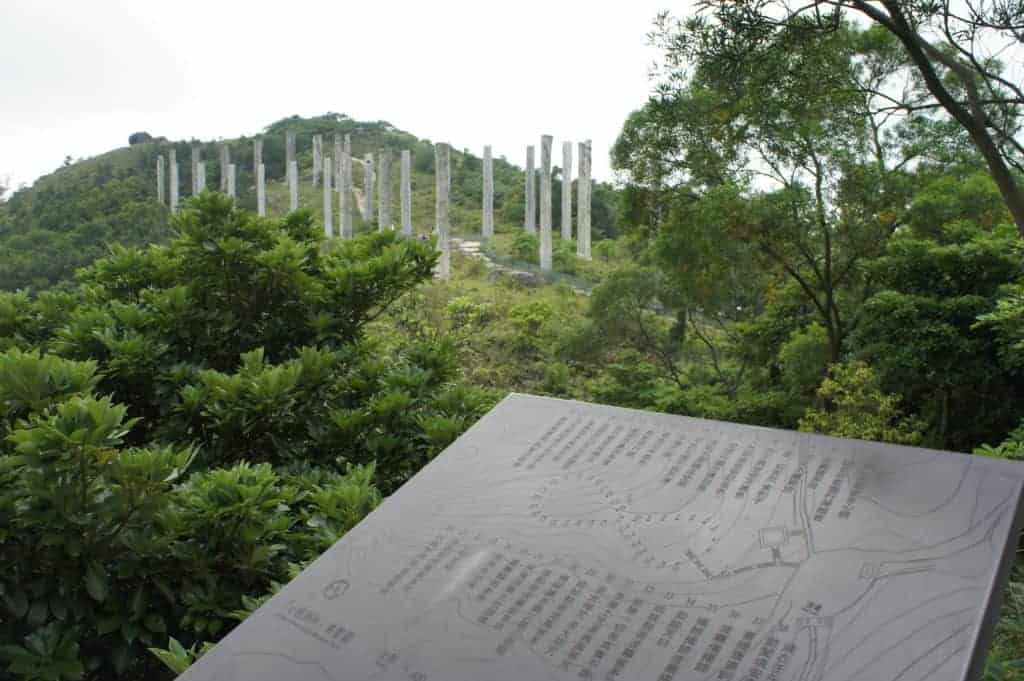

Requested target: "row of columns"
[
  {"left": 156, "top": 131, "right": 594, "bottom": 278},
  {"left": 159, "top": 147, "right": 237, "bottom": 214},
  {"left": 520, "top": 136, "right": 592, "bottom": 265}
]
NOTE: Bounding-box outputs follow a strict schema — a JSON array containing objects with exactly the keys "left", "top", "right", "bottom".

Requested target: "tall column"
[
  {"left": 312, "top": 134, "right": 323, "bottom": 188},
  {"left": 340, "top": 151, "right": 353, "bottom": 238},
  {"left": 196, "top": 162, "right": 207, "bottom": 193},
  {"left": 378, "top": 150, "right": 392, "bottom": 230},
  {"left": 219, "top": 143, "right": 230, "bottom": 192},
  {"left": 323, "top": 155, "right": 333, "bottom": 237},
  {"left": 156, "top": 155, "right": 166, "bottom": 205},
  {"left": 577, "top": 140, "right": 592, "bottom": 259},
  {"left": 169, "top": 150, "right": 179, "bottom": 214},
  {"left": 191, "top": 146, "right": 201, "bottom": 194},
  {"left": 561, "top": 141, "right": 573, "bottom": 240},
  {"left": 482, "top": 145, "right": 494, "bottom": 240},
  {"left": 524, "top": 146, "right": 536, "bottom": 234},
  {"left": 539, "top": 135, "right": 553, "bottom": 271},
  {"left": 363, "top": 154, "right": 375, "bottom": 225},
  {"left": 257, "top": 163, "right": 267, "bottom": 216},
  {"left": 285, "top": 130, "right": 296, "bottom": 175},
  {"left": 254, "top": 138, "right": 263, "bottom": 181},
  {"left": 344, "top": 134, "right": 352, "bottom": 156},
  {"left": 401, "top": 150, "right": 413, "bottom": 235},
  {"left": 333, "top": 134, "right": 343, "bottom": 192},
  {"left": 435, "top": 143, "right": 451, "bottom": 280},
  {"left": 227, "top": 164, "right": 237, "bottom": 198},
  {"left": 288, "top": 161, "right": 299, "bottom": 211}
]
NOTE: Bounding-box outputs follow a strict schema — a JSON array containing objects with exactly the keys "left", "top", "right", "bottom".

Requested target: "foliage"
[
  {"left": 979, "top": 282, "right": 1024, "bottom": 372},
  {"left": 799, "top": 361, "right": 924, "bottom": 444},
  {"left": 0, "top": 167, "right": 169, "bottom": 291},
  {"left": 0, "top": 192, "right": 480, "bottom": 680},
  {"left": 655, "top": 1, "right": 1024, "bottom": 236},
  {"left": 510, "top": 232, "right": 540, "bottom": 263},
  {"left": 975, "top": 423, "right": 1024, "bottom": 462},
  {"left": 985, "top": 569, "right": 1024, "bottom": 681},
  {"left": 0, "top": 374, "right": 380, "bottom": 680},
  {"left": 775, "top": 323, "right": 830, "bottom": 424},
  {"left": 615, "top": 24, "right": 924, "bottom": 363},
  {"left": 849, "top": 225, "right": 1024, "bottom": 449}
]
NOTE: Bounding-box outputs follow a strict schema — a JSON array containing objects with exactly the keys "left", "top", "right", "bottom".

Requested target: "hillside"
[{"left": 0, "top": 113, "right": 619, "bottom": 292}]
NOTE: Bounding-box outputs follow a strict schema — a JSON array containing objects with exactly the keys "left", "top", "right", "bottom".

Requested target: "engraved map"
[{"left": 180, "top": 394, "right": 1024, "bottom": 681}]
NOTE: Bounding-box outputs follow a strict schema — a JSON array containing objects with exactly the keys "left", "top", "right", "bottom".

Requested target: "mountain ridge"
[{"left": 0, "top": 113, "right": 617, "bottom": 292}]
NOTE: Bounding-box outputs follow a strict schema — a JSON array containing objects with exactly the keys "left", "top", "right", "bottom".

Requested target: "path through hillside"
[{"left": 449, "top": 237, "right": 592, "bottom": 297}]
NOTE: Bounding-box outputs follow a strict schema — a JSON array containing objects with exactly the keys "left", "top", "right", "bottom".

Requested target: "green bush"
[
  {"left": 799, "top": 362, "right": 924, "bottom": 445},
  {"left": 0, "top": 194, "right": 478, "bottom": 680},
  {"left": 0, "top": 376, "right": 381, "bottom": 680},
  {"left": 552, "top": 239, "right": 578, "bottom": 275},
  {"left": 510, "top": 232, "right": 539, "bottom": 263}
]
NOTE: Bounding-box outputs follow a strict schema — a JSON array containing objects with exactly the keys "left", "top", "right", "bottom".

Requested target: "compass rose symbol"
[{"left": 322, "top": 579, "right": 350, "bottom": 600}]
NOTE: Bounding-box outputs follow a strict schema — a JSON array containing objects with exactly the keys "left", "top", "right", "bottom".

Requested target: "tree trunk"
[{"left": 856, "top": 1, "right": 1024, "bottom": 238}]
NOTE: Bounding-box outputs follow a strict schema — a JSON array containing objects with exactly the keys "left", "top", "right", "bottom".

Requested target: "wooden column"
[
  {"left": 577, "top": 139, "right": 592, "bottom": 259},
  {"left": 539, "top": 135, "right": 553, "bottom": 271},
  {"left": 561, "top": 141, "right": 573, "bottom": 240},
  {"left": 340, "top": 151, "right": 354, "bottom": 238},
  {"left": 323, "top": 155, "right": 333, "bottom": 237},
  {"left": 482, "top": 145, "right": 494, "bottom": 240},
  {"left": 257, "top": 163, "right": 266, "bottom": 216},
  {"left": 401, "top": 149, "right": 412, "bottom": 237},
  {"left": 169, "top": 149, "right": 179, "bottom": 214},
  {"left": 525, "top": 145, "right": 536, "bottom": 234},
  {"left": 156, "top": 155, "right": 165, "bottom": 205},
  {"left": 378, "top": 150, "right": 392, "bottom": 230},
  {"left": 288, "top": 161, "right": 299, "bottom": 211},
  {"left": 435, "top": 143, "right": 451, "bottom": 280}
]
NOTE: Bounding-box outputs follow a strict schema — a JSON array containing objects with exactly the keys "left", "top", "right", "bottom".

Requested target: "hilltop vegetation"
[{"left": 0, "top": 113, "right": 619, "bottom": 292}]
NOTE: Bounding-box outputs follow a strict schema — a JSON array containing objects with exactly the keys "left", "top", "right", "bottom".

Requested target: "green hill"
[{"left": 0, "top": 113, "right": 618, "bottom": 292}]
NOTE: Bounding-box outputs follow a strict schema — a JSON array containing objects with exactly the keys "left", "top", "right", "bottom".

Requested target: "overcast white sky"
[{"left": 1, "top": 1, "right": 686, "bottom": 193}]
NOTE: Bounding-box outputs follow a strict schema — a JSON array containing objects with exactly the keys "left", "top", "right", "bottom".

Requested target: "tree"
[
  {"left": 799, "top": 361, "right": 924, "bottom": 444},
  {"left": 848, "top": 224, "right": 1024, "bottom": 449},
  {"left": 659, "top": 0, "right": 1024, "bottom": 237},
  {"left": 615, "top": 24, "right": 915, "bottom": 362}
]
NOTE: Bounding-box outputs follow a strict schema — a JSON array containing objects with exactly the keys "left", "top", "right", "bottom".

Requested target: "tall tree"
[
  {"left": 659, "top": 0, "right": 1024, "bottom": 236},
  {"left": 615, "top": 24, "right": 916, "bottom": 361}
]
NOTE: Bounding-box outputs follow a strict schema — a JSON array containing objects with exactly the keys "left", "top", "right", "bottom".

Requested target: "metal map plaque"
[{"left": 180, "top": 394, "right": 1024, "bottom": 681}]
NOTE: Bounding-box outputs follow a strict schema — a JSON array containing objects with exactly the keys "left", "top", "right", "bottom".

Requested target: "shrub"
[
  {"left": 799, "top": 362, "right": 924, "bottom": 445},
  {"left": 0, "top": 194, "right": 468, "bottom": 680}
]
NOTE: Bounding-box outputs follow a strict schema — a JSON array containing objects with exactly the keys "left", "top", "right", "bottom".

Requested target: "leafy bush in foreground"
[{"left": 0, "top": 194, "right": 493, "bottom": 680}]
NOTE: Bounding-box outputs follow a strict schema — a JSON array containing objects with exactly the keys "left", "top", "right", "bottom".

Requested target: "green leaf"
[
  {"left": 0, "top": 644, "right": 28, "bottom": 661},
  {"left": 27, "top": 599, "right": 48, "bottom": 628},
  {"left": 148, "top": 646, "right": 192, "bottom": 675},
  {"left": 2, "top": 589, "right": 28, "bottom": 618},
  {"left": 130, "top": 586, "right": 146, "bottom": 621},
  {"left": 168, "top": 637, "right": 188, "bottom": 659},
  {"left": 152, "top": 578, "right": 174, "bottom": 604},
  {"left": 120, "top": 621, "right": 140, "bottom": 644},
  {"left": 48, "top": 595, "right": 68, "bottom": 621},
  {"left": 84, "top": 565, "right": 108, "bottom": 603}
]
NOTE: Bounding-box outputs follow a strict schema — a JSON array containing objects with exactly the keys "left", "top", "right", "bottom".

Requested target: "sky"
[{"left": 1, "top": 0, "right": 686, "bottom": 194}]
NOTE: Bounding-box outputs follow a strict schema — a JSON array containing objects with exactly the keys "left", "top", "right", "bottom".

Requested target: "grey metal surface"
[{"left": 179, "top": 393, "right": 1024, "bottom": 681}]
